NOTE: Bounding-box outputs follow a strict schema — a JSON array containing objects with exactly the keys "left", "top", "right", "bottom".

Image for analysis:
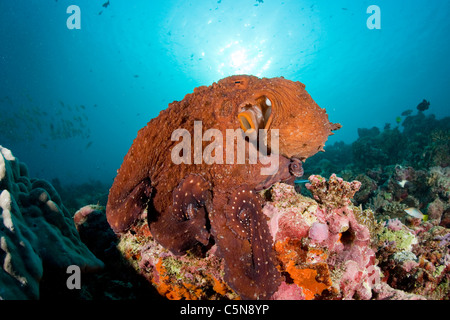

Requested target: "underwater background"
[{"left": 1, "top": 0, "right": 450, "bottom": 301}]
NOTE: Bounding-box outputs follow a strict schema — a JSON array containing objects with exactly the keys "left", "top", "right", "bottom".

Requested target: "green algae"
[{"left": 378, "top": 227, "right": 417, "bottom": 251}]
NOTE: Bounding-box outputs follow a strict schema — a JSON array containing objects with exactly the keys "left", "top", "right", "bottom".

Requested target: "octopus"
[{"left": 106, "top": 75, "right": 340, "bottom": 299}]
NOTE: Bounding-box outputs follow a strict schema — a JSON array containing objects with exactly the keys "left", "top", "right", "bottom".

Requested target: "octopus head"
[{"left": 220, "top": 75, "right": 341, "bottom": 162}]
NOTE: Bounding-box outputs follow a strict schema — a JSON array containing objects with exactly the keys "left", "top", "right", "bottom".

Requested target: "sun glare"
[{"left": 216, "top": 39, "right": 271, "bottom": 77}]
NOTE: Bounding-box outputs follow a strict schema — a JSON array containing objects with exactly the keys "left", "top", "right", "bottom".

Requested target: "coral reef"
[
  {"left": 358, "top": 165, "right": 449, "bottom": 229},
  {"left": 301, "top": 123, "right": 450, "bottom": 300},
  {"left": 112, "top": 175, "right": 440, "bottom": 300},
  {"left": 305, "top": 110, "right": 449, "bottom": 178},
  {"left": 266, "top": 179, "right": 414, "bottom": 300},
  {"left": 70, "top": 204, "right": 164, "bottom": 300},
  {"left": 0, "top": 145, "right": 103, "bottom": 299},
  {"left": 292, "top": 108, "right": 450, "bottom": 300},
  {"left": 2, "top": 131, "right": 448, "bottom": 300},
  {"left": 351, "top": 127, "right": 405, "bottom": 171},
  {"left": 304, "top": 109, "right": 449, "bottom": 251},
  {"left": 117, "top": 219, "right": 239, "bottom": 300},
  {"left": 375, "top": 218, "right": 449, "bottom": 299},
  {"left": 106, "top": 75, "right": 340, "bottom": 299}
]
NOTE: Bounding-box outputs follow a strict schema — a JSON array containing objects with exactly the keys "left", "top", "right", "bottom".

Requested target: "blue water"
[{"left": 1, "top": 0, "right": 449, "bottom": 185}]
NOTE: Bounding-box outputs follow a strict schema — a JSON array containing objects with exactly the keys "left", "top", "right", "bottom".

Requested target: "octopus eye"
[
  {"left": 238, "top": 108, "right": 260, "bottom": 134},
  {"left": 238, "top": 95, "right": 273, "bottom": 133}
]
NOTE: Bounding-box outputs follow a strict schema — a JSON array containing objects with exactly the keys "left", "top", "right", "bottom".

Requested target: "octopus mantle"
[{"left": 106, "top": 75, "right": 340, "bottom": 299}]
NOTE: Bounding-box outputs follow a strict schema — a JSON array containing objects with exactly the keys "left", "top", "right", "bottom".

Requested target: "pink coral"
[
  {"left": 271, "top": 282, "right": 305, "bottom": 300},
  {"left": 267, "top": 176, "right": 383, "bottom": 300},
  {"left": 309, "top": 222, "right": 329, "bottom": 243},
  {"left": 386, "top": 218, "right": 404, "bottom": 231},
  {"left": 340, "top": 260, "right": 377, "bottom": 300},
  {"left": 427, "top": 197, "right": 447, "bottom": 222},
  {"left": 73, "top": 205, "right": 98, "bottom": 229},
  {"left": 262, "top": 203, "right": 282, "bottom": 241}
]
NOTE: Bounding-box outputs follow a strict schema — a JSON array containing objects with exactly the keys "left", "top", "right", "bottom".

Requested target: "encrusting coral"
[{"left": 0, "top": 145, "right": 103, "bottom": 299}]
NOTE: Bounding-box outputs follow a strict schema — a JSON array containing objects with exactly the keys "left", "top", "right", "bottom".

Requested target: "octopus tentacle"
[
  {"left": 150, "top": 174, "right": 212, "bottom": 255},
  {"left": 214, "top": 185, "right": 281, "bottom": 300},
  {"left": 106, "top": 178, "right": 152, "bottom": 233}
]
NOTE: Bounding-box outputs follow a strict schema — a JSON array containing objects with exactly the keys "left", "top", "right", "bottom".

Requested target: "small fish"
[
  {"left": 295, "top": 179, "right": 310, "bottom": 184},
  {"left": 102, "top": 1, "right": 110, "bottom": 8},
  {"left": 417, "top": 99, "right": 430, "bottom": 112},
  {"left": 404, "top": 207, "right": 428, "bottom": 221},
  {"left": 86, "top": 141, "right": 93, "bottom": 149},
  {"left": 397, "top": 180, "right": 408, "bottom": 188},
  {"left": 401, "top": 109, "right": 413, "bottom": 116}
]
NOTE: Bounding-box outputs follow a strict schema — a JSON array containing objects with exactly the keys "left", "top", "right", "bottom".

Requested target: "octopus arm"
[{"left": 211, "top": 186, "right": 281, "bottom": 299}]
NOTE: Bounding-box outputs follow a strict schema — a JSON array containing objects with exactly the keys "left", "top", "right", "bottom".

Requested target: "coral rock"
[
  {"left": 305, "top": 174, "right": 361, "bottom": 208},
  {"left": 266, "top": 180, "right": 379, "bottom": 299}
]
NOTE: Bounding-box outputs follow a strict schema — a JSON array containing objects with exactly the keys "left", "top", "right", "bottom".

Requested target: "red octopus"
[{"left": 106, "top": 75, "right": 340, "bottom": 299}]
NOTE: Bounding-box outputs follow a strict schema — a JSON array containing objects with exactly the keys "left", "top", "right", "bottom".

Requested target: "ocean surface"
[{"left": 1, "top": 0, "right": 449, "bottom": 186}]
